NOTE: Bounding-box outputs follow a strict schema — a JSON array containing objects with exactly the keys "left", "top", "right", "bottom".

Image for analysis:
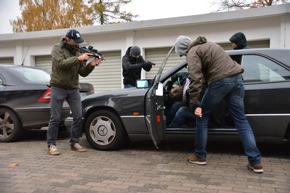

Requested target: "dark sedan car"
[
  {"left": 0, "top": 65, "right": 95, "bottom": 142},
  {"left": 66, "top": 48, "right": 290, "bottom": 151},
  {"left": 0, "top": 65, "right": 69, "bottom": 142}
]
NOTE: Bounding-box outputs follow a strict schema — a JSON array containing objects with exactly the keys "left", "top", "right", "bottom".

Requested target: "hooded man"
[
  {"left": 174, "top": 35, "right": 263, "bottom": 173},
  {"left": 122, "top": 46, "right": 154, "bottom": 88},
  {"left": 229, "top": 32, "right": 249, "bottom": 50}
]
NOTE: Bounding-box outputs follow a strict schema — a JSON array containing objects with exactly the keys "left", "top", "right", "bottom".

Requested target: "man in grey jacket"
[
  {"left": 47, "top": 29, "right": 102, "bottom": 155},
  {"left": 174, "top": 35, "right": 263, "bottom": 173}
]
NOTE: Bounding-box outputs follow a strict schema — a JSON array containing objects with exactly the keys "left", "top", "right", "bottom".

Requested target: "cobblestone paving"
[{"left": 0, "top": 129, "right": 290, "bottom": 193}]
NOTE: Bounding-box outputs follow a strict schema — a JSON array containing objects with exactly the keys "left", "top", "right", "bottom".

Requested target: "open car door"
[{"left": 145, "top": 46, "right": 175, "bottom": 148}]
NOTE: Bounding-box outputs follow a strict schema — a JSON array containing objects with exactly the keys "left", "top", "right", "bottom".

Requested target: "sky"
[{"left": 0, "top": 0, "right": 217, "bottom": 34}]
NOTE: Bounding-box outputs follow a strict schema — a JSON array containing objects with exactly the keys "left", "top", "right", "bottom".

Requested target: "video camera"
[{"left": 78, "top": 46, "right": 103, "bottom": 60}]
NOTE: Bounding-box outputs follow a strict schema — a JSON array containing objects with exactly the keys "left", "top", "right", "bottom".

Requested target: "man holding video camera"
[
  {"left": 122, "top": 46, "right": 155, "bottom": 88},
  {"left": 47, "top": 29, "right": 102, "bottom": 155}
]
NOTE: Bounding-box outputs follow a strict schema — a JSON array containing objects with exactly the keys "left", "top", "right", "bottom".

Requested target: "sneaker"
[
  {"left": 187, "top": 154, "right": 206, "bottom": 165},
  {"left": 71, "top": 143, "right": 86, "bottom": 152},
  {"left": 247, "top": 163, "right": 263, "bottom": 173},
  {"left": 48, "top": 145, "right": 60, "bottom": 155}
]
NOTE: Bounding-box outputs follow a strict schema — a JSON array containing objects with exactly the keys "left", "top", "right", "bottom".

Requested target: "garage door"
[
  {"left": 144, "top": 47, "right": 182, "bottom": 79},
  {"left": 35, "top": 55, "right": 52, "bottom": 71},
  {"left": 219, "top": 39, "right": 270, "bottom": 50},
  {"left": 0, "top": 57, "right": 14, "bottom": 64},
  {"left": 35, "top": 52, "right": 122, "bottom": 93},
  {"left": 79, "top": 51, "right": 122, "bottom": 93}
]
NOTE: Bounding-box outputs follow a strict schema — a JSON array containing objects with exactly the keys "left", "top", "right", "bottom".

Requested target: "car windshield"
[
  {"left": 12, "top": 67, "right": 51, "bottom": 83},
  {"left": 152, "top": 46, "right": 176, "bottom": 86}
]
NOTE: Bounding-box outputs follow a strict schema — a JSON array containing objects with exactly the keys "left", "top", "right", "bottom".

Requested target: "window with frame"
[{"left": 241, "top": 55, "right": 290, "bottom": 83}]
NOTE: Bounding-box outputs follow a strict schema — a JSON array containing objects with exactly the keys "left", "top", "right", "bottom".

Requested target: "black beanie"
[{"left": 130, "top": 46, "right": 141, "bottom": 55}]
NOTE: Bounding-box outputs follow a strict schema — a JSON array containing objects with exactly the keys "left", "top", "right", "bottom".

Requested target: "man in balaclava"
[{"left": 122, "top": 46, "right": 155, "bottom": 88}]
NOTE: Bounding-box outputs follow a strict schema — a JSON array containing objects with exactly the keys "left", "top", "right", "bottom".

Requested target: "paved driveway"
[{"left": 0, "top": 129, "right": 290, "bottom": 193}]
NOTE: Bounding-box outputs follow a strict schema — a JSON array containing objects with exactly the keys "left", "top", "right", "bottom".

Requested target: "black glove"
[
  {"left": 165, "top": 80, "right": 173, "bottom": 92},
  {"left": 171, "top": 73, "right": 178, "bottom": 82},
  {"left": 142, "top": 61, "right": 154, "bottom": 71}
]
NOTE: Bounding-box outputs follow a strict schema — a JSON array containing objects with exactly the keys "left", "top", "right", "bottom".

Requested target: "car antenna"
[{"left": 21, "top": 46, "right": 30, "bottom": 66}]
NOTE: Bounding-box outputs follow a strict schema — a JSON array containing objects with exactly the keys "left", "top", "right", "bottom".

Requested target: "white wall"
[{"left": 0, "top": 4, "right": 289, "bottom": 66}]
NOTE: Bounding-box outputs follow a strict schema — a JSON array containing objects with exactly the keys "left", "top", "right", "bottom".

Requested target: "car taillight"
[{"left": 38, "top": 88, "right": 51, "bottom": 103}]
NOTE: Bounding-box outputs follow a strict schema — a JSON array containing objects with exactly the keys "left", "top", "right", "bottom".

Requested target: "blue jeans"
[
  {"left": 166, "top": 102, "right": 185, "bottom": 125},
  {"left": 195, "top": 74, "right": 261, "bottom": 164},
  {"left": 168, "top": 106, "right": 195, "bottom": 127},
  {"left": 47, "top": 86, "right": 82, "bottom": 147}
]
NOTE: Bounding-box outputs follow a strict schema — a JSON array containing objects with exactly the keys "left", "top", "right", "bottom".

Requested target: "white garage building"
[{"left": 0, "top": 4, "right": 289, "bottom": 93}]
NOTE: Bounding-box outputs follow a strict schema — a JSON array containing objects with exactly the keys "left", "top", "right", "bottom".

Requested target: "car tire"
[
  {"left": 0, "top": 108, "right": 23, "bottom": 142},
  {"left": 84, "top": 110, "right": 125, "bottom": 151}
]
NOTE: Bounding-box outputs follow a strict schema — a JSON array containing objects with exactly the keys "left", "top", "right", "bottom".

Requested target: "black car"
[
  {"left": 65, "top": 48, "right": 290, "bottom": 151},
  {"left": 79, "top": 82, "right": 95, "bottom": 97},
  {"left": 0, "top": 65, "right": 95, "bottom": 142},
  {"left": 0, "top": 65, "right": 70, "bottom": 142}
]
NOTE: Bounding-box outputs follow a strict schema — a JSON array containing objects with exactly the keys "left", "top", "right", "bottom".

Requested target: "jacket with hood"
[
  {"left": 50, "top": 37, "right": 95, "bottom": 89},
  {"left": 229, "top": 32, "right": 248, "bottom": 50},
  {"left": 122, "top": 46, "right": 152, "bottom": 86},
  {"left": 186, "top": 36, "right": 244, "bottom": 104}
]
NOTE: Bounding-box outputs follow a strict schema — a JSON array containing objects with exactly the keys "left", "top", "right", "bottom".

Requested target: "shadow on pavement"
[
  {"left": 123, "top": 135, "right": 290, "bottom": 159},
  {"left": 22, "top": 127, "right": 70, "bottom": 141},
  {"left": 20, "top": 129, "right": 290, "bottom": 159}
]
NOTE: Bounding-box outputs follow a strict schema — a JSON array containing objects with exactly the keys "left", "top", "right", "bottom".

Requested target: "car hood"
[{"left": 82, "top": 87, "right": 148, "bottom": 100}]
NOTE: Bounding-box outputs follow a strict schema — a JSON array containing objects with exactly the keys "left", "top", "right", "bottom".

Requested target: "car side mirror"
[{"left": 136, "top": 79, "right": 149, "bottom": 88}]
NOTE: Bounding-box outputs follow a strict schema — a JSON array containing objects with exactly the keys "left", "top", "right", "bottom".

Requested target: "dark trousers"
[{"left": 47, "top": 86, "right": 82, "bottom": 147}]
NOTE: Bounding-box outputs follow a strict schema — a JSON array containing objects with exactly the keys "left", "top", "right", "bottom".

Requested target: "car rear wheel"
[
  {"left": 84, "top": 110, "right": 125, "bottom": 151},
  {"left": 0, "top": 108, "right": 23, "bottom": 142}
]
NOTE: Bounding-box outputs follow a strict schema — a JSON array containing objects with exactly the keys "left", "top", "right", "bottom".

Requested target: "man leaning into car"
[
  {"left": 47, "top": 29, "right": 102, "bottom": 155},
  {"left": 175, "top": 35, "right": 263, "bottom": 173}
]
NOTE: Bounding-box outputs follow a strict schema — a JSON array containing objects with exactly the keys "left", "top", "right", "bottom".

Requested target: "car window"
[
  {"left": 241, "top": 55, "right": 290, "bottom": 82},
  {"left": 12, "top": 67, "right": 51, "bottom": 83}
]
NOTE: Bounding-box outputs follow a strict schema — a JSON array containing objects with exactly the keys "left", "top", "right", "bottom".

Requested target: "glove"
[{"left": 142, "top": 61, "right": 154, "bottom": 71}]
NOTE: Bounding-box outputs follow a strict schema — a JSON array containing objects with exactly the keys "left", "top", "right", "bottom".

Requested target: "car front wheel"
[
  {"left": 84, "top": 110, "right": 125, "bottom": 151},
  {"left": 0, "top": 108, "right": 23, "bottom": 142}
]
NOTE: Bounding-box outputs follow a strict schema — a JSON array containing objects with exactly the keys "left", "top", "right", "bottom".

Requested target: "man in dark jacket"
[
  {"left": 47, "top": 29, "right": 102, "bottom": 155},
  {"left": 122, "top": 46, "right": 154, "bottom": 88},
  {"left": 229, "top": 32, "right": 249, "bottom": 50},
  {"left": 174, "top": 35, "right": 263, "bottom": 173}
]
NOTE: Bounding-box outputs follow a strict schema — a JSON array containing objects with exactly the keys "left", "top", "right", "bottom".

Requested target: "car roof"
[
  {"left": 226, "top": 48, "right": 290, "bottom": 66},
  {"left": 0, "top": 64, "right": 38, "bottom": 68},
  {"left": 0, "top": 64, "right": 50, "bottom": 85}
]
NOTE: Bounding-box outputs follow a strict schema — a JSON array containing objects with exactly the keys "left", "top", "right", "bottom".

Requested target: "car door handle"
[{"left": 157, "top": 105, "right": 166, "bottom": 110}]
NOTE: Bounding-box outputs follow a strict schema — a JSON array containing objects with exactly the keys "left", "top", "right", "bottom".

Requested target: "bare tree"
[{"left": 214, "top": 0, "right": 289, "bottom": 12}]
